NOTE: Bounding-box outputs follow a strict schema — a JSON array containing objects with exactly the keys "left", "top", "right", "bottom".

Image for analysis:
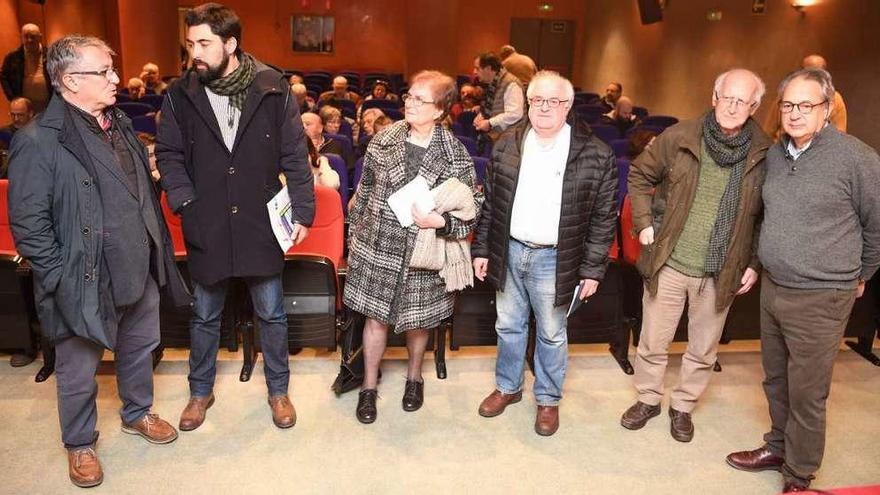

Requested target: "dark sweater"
[{"left": 758, "top": 125, "right": 880, "bottom": 289}]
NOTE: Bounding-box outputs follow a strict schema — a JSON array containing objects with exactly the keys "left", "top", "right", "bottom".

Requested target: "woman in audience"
[
  {"left": 449, "top": 82, "right": 482, "bottom": 121},
  {"left": 345, "top": 70, "right": 482, "bottom": 424},
  {"left": 306, "top": 138, "right": 340, "bottom": 190},
  {"left": 319, "top": 105, "right": 343, "bottom": 135},
  {"left": 355, "top": 108, "right": 386, "bottom": 156},
  {"left": 362, "top": 80, "right": 399, "bottom": 103}
]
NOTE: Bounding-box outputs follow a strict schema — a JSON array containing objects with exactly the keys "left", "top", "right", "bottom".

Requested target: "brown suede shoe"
[
  {"left": 535, "top": 405, "right": 559, "bottom": 436},
  {"left": 68, "top": 446, "right": 103, "bottom": 488},
  {"left": 269, "top": 395, "right": 296, "bottom": 429},
  {"left": 620, "top": 401, "right": 661, "bottom": 430},
  {"left": 726, "top": 446, "right": 785, "bottom": 472},
  {"left": 122, "top": 412, "right": 179, "bottom": 444},
  {"left": 669, "top": 407, "right": 694, "bottom": 442},
  {"left": 179, "top": 394, "right": 215, "bottom": 431},
  {"left": 478, "top": 390, "right": 523, "bottom": 417}
]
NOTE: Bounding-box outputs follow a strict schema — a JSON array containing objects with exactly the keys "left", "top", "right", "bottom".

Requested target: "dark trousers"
[
  {"left": 760, "top": 274, "right": 856, "bottom": 485},
  {"left": 188, "top": 275, "right": 289, "bottom": 397},
  {"left": 55, "top": 276, "right": 160, "bottom": 449}
]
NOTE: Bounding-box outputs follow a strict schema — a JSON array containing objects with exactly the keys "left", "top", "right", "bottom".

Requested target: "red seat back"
[
  {"left": 620, "top": 194, "right": 641, "bottom": 266},
  {"left": 160, "top": 193, "right": 187, "bottom": 257},
  {"left": 0, "top": 180, "right": 18, "bottom": 256},
  {"left": 288, "top": 185, "right": 344, "bottom": 271}
]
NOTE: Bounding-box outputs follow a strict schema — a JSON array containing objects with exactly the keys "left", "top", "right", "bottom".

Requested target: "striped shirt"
[{"left": 205, "top": 87, "right": 240, "bottom": 152}]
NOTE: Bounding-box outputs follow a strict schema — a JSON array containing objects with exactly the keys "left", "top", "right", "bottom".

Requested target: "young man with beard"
[{"left": 156, "top": 2, "right": 314, "bottom": 432}]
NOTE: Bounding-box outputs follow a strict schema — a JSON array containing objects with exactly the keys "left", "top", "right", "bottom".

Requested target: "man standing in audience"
[
  {"left": 472, "top": 52, "right": 525, "bottom": 142},
  {"left": 621, "top": 69, "right": 772, "bottom": 442},
  {"left": 1, "top": 24, "right": 51, "bottom": 112},
  {"left": 472, "top": 71, "right": 618, "bottom": 436},
  {"left": 8, "top": 35, "right": 189, "bottom": 488},
  {"left": 319, "top": 75, "right": 360, "bottom": 106},
  {"left": 139, "top": 62, "right": 168, "bottom": 94},
  {"left": 597, "top": 81, "right": 623, "bottom": 113},
  {"left": 499, "top": 44, "right": 537, "bottom": 85},
  {"left": 157, "top": 3, "right": 314, "bottom": 432},
  {"left": 763, "top": 54, "right": 847, "bottom": 139},
  {"left": 727, "top": 67, "right": 880, "bottom": 493}
]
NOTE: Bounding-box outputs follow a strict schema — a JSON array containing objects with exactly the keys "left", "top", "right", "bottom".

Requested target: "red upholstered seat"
[
  {"left": 0, "top": 180, "right": 19, "bottom": 256},
  {"left": 160, "top": 193, "right": 187, "bottom": 258},
  {"left": 287, "top": 185, "right": 344, "bottom": 271},
  {"left": 620, "top": 194, "right": 641, "bottom": 266}
]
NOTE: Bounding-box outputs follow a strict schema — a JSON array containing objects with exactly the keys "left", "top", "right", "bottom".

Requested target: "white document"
[
  {"left": 387, "top": 175, "right": 436, "bottom": 227},
  {"left": 267, "top": 186, "right": 295, "bottom": 252}
]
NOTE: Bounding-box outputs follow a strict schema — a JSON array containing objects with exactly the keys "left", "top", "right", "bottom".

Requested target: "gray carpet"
[{"left": 1, "top": 344, "right": 878, "bottom": 494}]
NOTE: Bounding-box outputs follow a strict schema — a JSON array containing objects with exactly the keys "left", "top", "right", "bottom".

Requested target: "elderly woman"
[
  {"left": 356, "top": 107, "right": 386, "bottom": 156},
  {"left": 345, "top": 70, "right": 482, "bottom": 424},
  {"left": 318, "top": 105, "right": 344, "bottom": 135},
  {"left": 363, "top": 80, "right": 399, "bottom": 103}
]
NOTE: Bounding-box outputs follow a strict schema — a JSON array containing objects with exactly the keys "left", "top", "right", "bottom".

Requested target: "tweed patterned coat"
[{"left": 344, "top": 120, "right": 482, "bottom": 332}]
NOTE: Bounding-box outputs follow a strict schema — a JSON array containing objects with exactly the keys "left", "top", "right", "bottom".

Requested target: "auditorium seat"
[
  {"left": 0, "top": 129, "right": 12, "bottom": 149},
  {"left": 456, "top": 111, "right": 477, "bottom": 139},
  {"left": 615, "top": 157, "right": 631, "bottom": 207},
  {"left": 626, "top": 125, "right": 664, "bottom": 138},
  {"left": 142, "top": 94, "right": 165, "bottom": 110},
  {"left": 323, "top": 153, "right": 350, "bottom": 210},
  {"left": 323, "top": 132, "right": 354, "bottom": 168},
  {"left": 384, "top": 108, "right": 404, "bottom": 121},
  {"left": 633, "top": 106, "right": 649, "bottom": 119},
  {"left": 575, "top": 104, "right": 606, "bottom": 124},
  {"left": 116, "top": 102, "right": 154, "bottom": 118},
  {"left": 131, "top": 115, "right": 157, "bottom": 135},
  {"left": 591, "top": 124, "right": 621, "bottom": 144},
  {"left": 472, "top": 156, "right": 488, "bottom": 186},
  {"left": 352, "top": 157, "right": 364, "bottom": 193},
  {"left": 574, "top": 92, "right": 599, "bottom": 105},
  {"left": 610, "top": 138, "right": 630, "bottom": 158},
  {"left": 456, "top": 74, "right": 472, "bottom": 88},
  {"left": 456, "top": 135, "right": 478, "bottom": 156},
  {"left": 0, "top": 180, "right": 38, "bottom": 356},
  {"left": 641, "top": 115, "right": 679, "bottom": 129},
  {"left": 361, "top": 99, "right": 400, "bottom": 112}
]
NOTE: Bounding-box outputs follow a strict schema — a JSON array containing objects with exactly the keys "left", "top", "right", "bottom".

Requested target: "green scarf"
[{"left": 205, "top": 52, "right": 256, "bottom": 111}]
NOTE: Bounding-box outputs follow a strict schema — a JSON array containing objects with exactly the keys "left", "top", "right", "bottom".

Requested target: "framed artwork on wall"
[{"left": 291, "top": 15, "right": 335, "bottom": 54}]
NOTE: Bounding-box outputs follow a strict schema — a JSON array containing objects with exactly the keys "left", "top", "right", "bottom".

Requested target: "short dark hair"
[
  {"left": 476, "top": 52, "right": 502, "bottom": 73},
  {"left": 185, "top": 3, "right": 242, "bottom": 55},
  {"left": 611, "top": 81, "right": 623, "bottom": 93}
]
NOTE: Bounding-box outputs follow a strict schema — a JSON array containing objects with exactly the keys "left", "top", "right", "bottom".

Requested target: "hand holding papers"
[
  {"left": 387, "top": 175, "right": 437, "bottom": 227},
  {"left": 267, "top": 186, "right": 296, "bottom": 252}
]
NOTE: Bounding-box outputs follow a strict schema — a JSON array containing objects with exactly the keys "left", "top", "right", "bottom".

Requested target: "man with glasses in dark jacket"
[{"left": 472, "top": 70, "right": 618, "bottom": 437}]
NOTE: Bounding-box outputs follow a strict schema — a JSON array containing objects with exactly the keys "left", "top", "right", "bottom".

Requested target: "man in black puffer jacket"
[{"left": 472, "top": 71, "right": 618, "bottom": 437}]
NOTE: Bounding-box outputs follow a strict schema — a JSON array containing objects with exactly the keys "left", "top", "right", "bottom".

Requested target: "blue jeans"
[
  {"left": 188, "top": 275, "right": 289, "bottom": 397},
  {"left": 495, "top": 239, "right": 568, "bottom": 406}
]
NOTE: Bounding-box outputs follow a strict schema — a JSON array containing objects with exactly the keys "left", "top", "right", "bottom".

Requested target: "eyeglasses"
[
  {"left": 402, "top": 93, "right": 435, "bottom": 107},
  {"left": 528, "top": 97, "right": 570, "bottom": 109},
  {"left": 68, "top": 67, "right": 118, "bottom": 81},
  {"left": 715, "top": 92, "right": 757, "bottom": 111},
  {"left": 779, "top": 100, "right": 828, "bottom": 115}
]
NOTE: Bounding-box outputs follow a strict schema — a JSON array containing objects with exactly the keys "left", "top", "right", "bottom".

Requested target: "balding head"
[
  {"left": 141, "top": 62, "right": 160, "bottom": 85},
  {"left": 332, "top": 76, "right": 348, "bottom": 94},
  {"left": 128, "top": 77, "right": 146, "bottom": 99},
  {"left": 9, "top": 97, "right": 34, "bottom": 129},
  {"left": 290, "top": 83, "right": 307, "bottom": 104},
  {"left": 301, "top": 112, "right": 323, "bottom": 141},
  {"left": 802, "top": 54, "right": 828, "bottom": 70},
  {"left": 21, "top": 24, "right": 42, "bottom": 51},
  {"left": 712, "top": 68, "right": 766, "bottom": 135},
  {"left": 615, "top": 96, "right": 634, "bottom": 119},
  {"left": 499, "top": 45, "right": 516, "bottom": 60}
]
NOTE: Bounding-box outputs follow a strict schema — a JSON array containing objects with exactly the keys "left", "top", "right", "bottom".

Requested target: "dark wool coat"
[
  {"left": 344, "top": 120, "right": 482, "bottom": 331},
  {"left": 471, "top": 119, "right": 619, "bottom": 307}
]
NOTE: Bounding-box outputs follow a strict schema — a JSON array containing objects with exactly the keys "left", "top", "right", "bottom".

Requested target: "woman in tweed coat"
[{"left": 344, "top": 71, "right": 482, "bottom": 424}]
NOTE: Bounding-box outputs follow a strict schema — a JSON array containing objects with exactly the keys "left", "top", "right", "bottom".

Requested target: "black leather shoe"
[
  {"left": 402, "top": 380, "right": 424, "bottom": 412},
  {"left": 620, "top": 401, "right": 661, "bottom": 430},
  {"left": 669, "top": 407, "right": 694, "bottom": 442},
  {"left": 356, "top": 389, "right": 378, "bottom": 424}
]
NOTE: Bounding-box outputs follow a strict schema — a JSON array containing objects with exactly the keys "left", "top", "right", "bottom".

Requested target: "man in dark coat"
[
  {"left": 1, "top": 23, "right": 51, "bottom": 112},
  {"left": 8, "top": 35, "right": 190, "bottom": 488},
  {"left": 156, "top": 3, "right": 314, "bottom": 432},
  {"left": 472, "top": 71, "right": 618, "bottom": 436}
]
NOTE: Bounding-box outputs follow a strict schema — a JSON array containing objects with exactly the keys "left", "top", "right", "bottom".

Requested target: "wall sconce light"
[{"left": 791, "top": 0, "right": 818, "bottom": 15}]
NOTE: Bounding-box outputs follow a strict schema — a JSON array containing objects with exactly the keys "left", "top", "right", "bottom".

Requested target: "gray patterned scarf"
[{"left": 702, "top": 111, "right": 752, "bottom": 276}]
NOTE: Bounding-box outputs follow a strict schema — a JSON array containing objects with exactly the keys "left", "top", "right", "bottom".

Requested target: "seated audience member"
[
  {"left": 363, "top": 80, "right": 399, "bottom": 103},
  {"left": 450, "top": 83, "right": 483, "bottom": 121},
  {"left": 127, "top": 77, "right": 147, "bottom": 100},
  {"left": 1, "top": 97, "right": 35, "bottom": 140},
  {"left": 306, "top": 138, "right": 340, "bottom": 190},
  {"left": 288, "top": 74, "right": 304, "bottom": 86},
  {"left": 139, "top": 62, "right": 167, "bottom": 94},
  {"left": 319, "top": 76, "right": 361, "bottom": 106},
  {"left": 626, "top": 128, "right": 658, "bottom": 159},
  {"left": 600, "top": 96, "right": 640, "bottom": 135},
  {"left": 598, "top": 81, "right": 623, "bottom": 112},
  {"left": 319, "top": 105, "right": 343, "bottom": 135},
  {"left": 371, "top": 115, "right": 392, "bottom": 134},
  {"left": 356, "top": 108, "right": 385, "bottom": 156},
  {"left": 136, "top": 133, "right": 161, "bottom": 182},
  {"left": 302, "top": 112, "right": 349, "bottom": 171},
  {"left": 290, "top": 82, "right": 315, "bottom": 114}
]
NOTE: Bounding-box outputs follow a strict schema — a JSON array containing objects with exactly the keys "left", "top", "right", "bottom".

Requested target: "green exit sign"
[{"left": 538, "top": 3, "right": 554, "bottom": 12}]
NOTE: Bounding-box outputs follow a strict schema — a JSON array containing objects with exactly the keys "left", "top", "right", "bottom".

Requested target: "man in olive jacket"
[
  {"left": 472, "top": 71, "right": 618, "bottom": 436},
  {"left": 8, "top": 35, "right": 189, "bottom": 488},
  {"left": 156, "top": 4, "right": 314, "bottom": 432},
  {"left": 621, "top": 69, "right": 772, "bottom": 442}
]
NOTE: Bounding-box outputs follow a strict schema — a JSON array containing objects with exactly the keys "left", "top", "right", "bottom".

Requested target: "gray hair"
[
  {"left": 46, "top": 35, "right": 115, "bottom": 92},
  {"left": 777, "top": 67, "right": 835, "bottom": 103},
  {"left": 713, "top": 68, "right": 766, "bottom": 107},
  {"left": 526, "top": 70, "right": 575, "bottom": 106}
]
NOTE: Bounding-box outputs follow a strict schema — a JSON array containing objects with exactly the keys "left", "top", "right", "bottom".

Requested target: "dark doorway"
[{"left": 510, "top": 18, "right": 576, "bottom": 79}]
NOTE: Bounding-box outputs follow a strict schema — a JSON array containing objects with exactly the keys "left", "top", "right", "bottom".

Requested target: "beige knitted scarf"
[{"left": 408, "top": 178, "right": 476, "bottom": 292}]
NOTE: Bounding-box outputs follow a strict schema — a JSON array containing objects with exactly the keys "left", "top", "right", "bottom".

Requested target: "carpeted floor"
[{"left": 0, "top": 341, "right": 878, "bottom": 495}]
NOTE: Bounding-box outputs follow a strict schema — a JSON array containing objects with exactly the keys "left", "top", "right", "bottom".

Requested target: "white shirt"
[
  {"left": 509, "top": 124, "right": 572, "bottom": 245},
  {"left": 488, "top": 84, "right": 525, "bottom": 131},
  {"left": 205, "top": 87, "right": 241, "bottom": 152}
]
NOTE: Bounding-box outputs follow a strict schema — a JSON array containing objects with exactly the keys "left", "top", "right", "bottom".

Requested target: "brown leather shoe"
[
  {"left": 535, "top": 405, "right": 559, "bottom": 436},
  {"left": 620, "top": 401, "right": 661, "bottom": 430},
  {"left": 478, "top": 389, "right": 522, "bottom": 417},
  {"left": 783, "top": 481, "right": 810, "bottom": 492},
  {"left": 122, "top": 412, "right": 178, "bottom": 444},
  {"left": 179, "top": 394, "right": 215, "bottom": 431},
  {"left": 726, "top": 446, "right": 785, "bottom": 472},
  {"left": 669, "top": 407, "right": 694, "bottom": 442},
  {"left": 268, "top": 395, "right": 296, "bottom": 429},
  {"left": 68, "top": 446, "right": 103, "bottom": 488}
]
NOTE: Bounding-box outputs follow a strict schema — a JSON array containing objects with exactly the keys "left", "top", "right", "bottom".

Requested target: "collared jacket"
[
  {"left": 471, "top": 119, "right": 619, "bottom": 307},
  {"left": 156, "top": 61, "right": 315, "bottom": 286},
  {"left": 1, "top": 45, "right": 49, "bottom": 101},
  {"left": 7, "top": 95, "right": 191, "bottom": 349},
  {"left": 628, "top": 116, "right": 772, "bottom": 310}
]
